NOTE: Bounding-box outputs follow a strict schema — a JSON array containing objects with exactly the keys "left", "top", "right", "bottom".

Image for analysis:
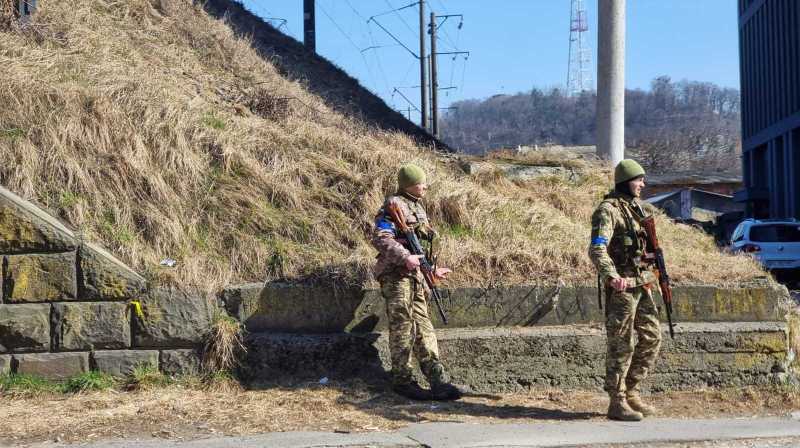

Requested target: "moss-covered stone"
[
  {"left": 243, "top": 322, "right": 790, "bottom": 392},
  {"left": 225, "top": 282, "right": 364, "bottom": 333},
  {"left": 0, "top": 303, "right": 50, "bottom": 353},
  {"left": 133, "top": 287, "right": 214, "bottom": 348},
  {"left": 160, "top": 349, "right": 201, "bottom": 376},
  {"left": 0, "top": 186, "right": 76, "bottom": 253},
  {"left": 92, "top": 350, "right": 158, "bottom": 377},
  {"left": 78, "top": 242, "right": 146, "bottom": 301},
  {"left": 52, "top": 302, "right": 130, "bottom": 350},
  {"left": 347, "top": 285, "right": 789, "bottom": 332},
  {"left": 3, "top": 253, "right": 77, "bottom": 303},
  {"left": 14, "top": 352, "right": 89, "bottom": 380}
]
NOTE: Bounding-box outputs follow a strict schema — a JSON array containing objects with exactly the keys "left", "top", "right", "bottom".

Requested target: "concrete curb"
[{"left": 31, "top": 416, "right": 800, "bottom": 448}]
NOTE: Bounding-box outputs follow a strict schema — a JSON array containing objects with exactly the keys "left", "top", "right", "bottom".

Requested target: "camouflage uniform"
[
  {"left": 371, "top": 192, "right": 446, "bottom": 387},
  {"left": 589, "top": 190, "right": 662, "bottom": 400}
]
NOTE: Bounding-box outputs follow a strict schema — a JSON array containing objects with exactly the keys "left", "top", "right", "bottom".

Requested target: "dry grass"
[
  {"left": 201, "top": 313, "right": 246, "bottom": 374},
  {"left": 485, "top": 147, "right": 593, "bottom": 169},
  {"left": 0, "top": 0, "right": 14, "bottom": 30},
  {"left": 0, "top": 382, "right": 797, "bottom": 445},
  {"left": 0, "top": 0, "right": 764, "bottom": 294},
  {"left": 788, "top": 307, "right": 800, "bottom": 370}
]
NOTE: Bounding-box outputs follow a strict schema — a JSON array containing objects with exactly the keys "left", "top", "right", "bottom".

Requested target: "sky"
[{"left": 240, "top": 1, "right": 741, "bottom": 124}]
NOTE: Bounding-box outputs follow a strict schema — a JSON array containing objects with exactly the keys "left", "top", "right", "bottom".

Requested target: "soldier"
[
  {"left": 588, "top": 159, "right": 663, "bottom": 421},
  {"left": 371, "top": 163, "right": 467, "bottom": 401}
]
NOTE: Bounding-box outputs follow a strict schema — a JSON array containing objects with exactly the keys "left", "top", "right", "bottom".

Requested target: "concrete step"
[
  {"left": 222, "top": 281, "right": 791, "bottom": 333},
  {"left": 240, "top": 321, "right": 792, "bottom": 393}
]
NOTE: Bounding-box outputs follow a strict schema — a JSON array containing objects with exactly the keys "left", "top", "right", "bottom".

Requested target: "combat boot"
[
  {"left": 392, "top": 381, "right": 431, "bottom": 401},
  {"left": 427, "top": 362, "right": 470, "bottom": 401},
  {"left": 626, "top": 392, "right": 657, "bottom": 417},
  {"left": 431, "top": 380, "right": 473, "bottom": 401},
  {"left": 607, "top": 396, "right": 643, "bottom": 421}
]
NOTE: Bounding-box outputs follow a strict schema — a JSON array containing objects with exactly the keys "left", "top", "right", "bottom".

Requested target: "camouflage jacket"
[
  {"left": 371, "top": 192, "right": 434, "bottom": 280},
  {"left": 588, "top": 191, "right": 656, "bottom": 287}
]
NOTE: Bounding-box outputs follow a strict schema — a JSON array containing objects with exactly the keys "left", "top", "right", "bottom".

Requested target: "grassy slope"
[
  {"left": 0, "top": 0, "right": 763, "bottom": 293},
  {"left": 201, "top": 0, "right": 451, "bottom": 152}
]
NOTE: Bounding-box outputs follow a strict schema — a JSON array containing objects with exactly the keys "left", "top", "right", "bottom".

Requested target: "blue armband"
[
  {"left": 375, "top": 217, "right": 396, "bottom": 236},
  {"left": 591, "top": 236, "right": 608, "bottom": 246}
]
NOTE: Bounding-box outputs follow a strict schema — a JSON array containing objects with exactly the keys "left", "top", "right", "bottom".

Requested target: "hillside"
[
  {"left": 0, "top": 0, "right": 762, "bottom": 293},
  {"left": 201, "top": 0, "right": 450, "bottom": 152}
]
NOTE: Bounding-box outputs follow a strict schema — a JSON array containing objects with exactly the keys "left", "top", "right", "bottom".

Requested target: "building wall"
[{"left": 738, "top": 0, "right": 800, "bottom": 219}]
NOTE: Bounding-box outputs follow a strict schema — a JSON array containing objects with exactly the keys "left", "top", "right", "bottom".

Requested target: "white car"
[{"left": 730, "top": 219, "right": 800, "bottom": 277}]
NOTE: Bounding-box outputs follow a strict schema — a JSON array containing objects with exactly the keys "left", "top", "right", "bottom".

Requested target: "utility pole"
[
  {"left": 303, "top": 0, "right": 316, "bottom": 53},
  {"left": 419, "top": 0, "right": 429, "bottom": 131},
  {"left": 429, "top": 11, "right": 439, "bottom": 139},
  {"left": 597, "top": 0, "right": 625, "bottom": 165},
  {"left": 428, "top": 56, "right": 434, "bottom": 130}
]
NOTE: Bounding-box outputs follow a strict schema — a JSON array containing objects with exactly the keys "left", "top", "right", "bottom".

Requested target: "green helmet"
[
  {"left": 398, "top": 163, "right": 427, "bottom": 190},
  {"left": 614, "top": 159, "right": 645, "bottom": 184}
]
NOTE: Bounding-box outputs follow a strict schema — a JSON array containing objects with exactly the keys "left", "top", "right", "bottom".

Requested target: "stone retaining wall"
[
  {"left": 241, "top": 322, "right": 792, "bottom": 392},
  {"left": 0, "top": 186, "right": 213, "bottom": 379},
  {"left": 221, "top": 281, "right": 790, "bottom": 333},
  {"left": 226, "top": 280, "right": 795, "bottom": 391}
]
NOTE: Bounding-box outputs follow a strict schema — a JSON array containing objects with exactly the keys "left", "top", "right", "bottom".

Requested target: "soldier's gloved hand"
[
  {"left": 416, "top": 224, "right": 438, "bottom": 241},
  {"left": 640, "top": 270, "right": 658, "bottom": 287},
  {"left": 434, "top": 267, "right": 452, "bottom": 280},
  {"left": 405, "top": 254, "right": 423, "bottom": 270},
  {"left": 609, "top": 277, "right": 629, "bottom": 292}
]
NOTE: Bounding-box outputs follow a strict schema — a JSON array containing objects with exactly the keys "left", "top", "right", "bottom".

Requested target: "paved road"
[{"left": 20, "top": 416, "right": 800, "bottom": 448}]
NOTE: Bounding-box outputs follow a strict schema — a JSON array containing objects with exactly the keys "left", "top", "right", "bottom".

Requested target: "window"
[
  {"left": 731, "top": 223, "right": 746, "bottom": 242},
  {"left": 749, "top": 224, "right": 800, "bottom": 242}
]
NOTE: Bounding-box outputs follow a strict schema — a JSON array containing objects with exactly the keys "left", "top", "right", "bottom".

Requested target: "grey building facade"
[{"left": 735, "top": 0, "right": 800, "bottom": 218}]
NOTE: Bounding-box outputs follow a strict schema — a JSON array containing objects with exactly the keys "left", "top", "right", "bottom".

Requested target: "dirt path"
[{"left": 1, "top": 382, "right": 798, "bottom": 446}]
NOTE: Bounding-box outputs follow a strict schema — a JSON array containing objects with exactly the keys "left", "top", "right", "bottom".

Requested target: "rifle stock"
[
  {"left": 641, "top": 215, "right": 675, "bottom": 339},
  {"left": 387, "top": 203, "right": 448, "bottom": 325}
]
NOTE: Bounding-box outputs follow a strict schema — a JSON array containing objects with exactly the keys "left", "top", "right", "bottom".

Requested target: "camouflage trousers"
[
  {"left": 380, "top": 274, "right": 443, "bottom": 386},
  {"left": 604, "top": 284, "right": 663, "bottom": 397}
]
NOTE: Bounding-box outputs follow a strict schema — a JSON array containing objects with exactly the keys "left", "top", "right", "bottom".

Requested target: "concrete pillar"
[{"left": 596, "top": 0, "right": 625, "bottom": 165}]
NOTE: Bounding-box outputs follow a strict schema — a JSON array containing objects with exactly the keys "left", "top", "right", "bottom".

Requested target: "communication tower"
[{"left": 567, "top": 0, "right": 593, "bottom": 95}]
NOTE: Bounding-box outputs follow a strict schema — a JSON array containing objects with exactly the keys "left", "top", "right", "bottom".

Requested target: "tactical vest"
[
  {"left": 380, "top": 193, "right": 428, "bottom": 231},
  {"left": 601, "top": 195, "right": 649, "bottom": 276}
]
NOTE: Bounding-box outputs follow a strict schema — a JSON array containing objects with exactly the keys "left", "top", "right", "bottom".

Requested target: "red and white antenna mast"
[{"left": 567, "top": 0, "right": 593, "bottom": 96}]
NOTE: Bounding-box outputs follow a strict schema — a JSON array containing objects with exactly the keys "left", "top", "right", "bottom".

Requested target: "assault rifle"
[
  {"left": 641, "top": 215, "right": 676, "bottom": 339},
  {"left": 387, "top": 203, "right": 448, "bottom": 325}
]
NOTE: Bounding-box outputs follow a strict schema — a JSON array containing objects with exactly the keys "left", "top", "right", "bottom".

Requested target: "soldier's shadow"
[{"left": 333, "top": 378, "right": 601, "bottom": 423}]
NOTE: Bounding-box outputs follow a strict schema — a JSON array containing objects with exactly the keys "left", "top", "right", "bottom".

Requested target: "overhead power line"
[
  {"left": 313, "top": 0, "right": 385, "bottom": 97},
  {"left": 343, "top": 0, "right": 369, "bottom": 21},
  {"left": 383, "top": 0, "right": 417, "bottom": 37},
  {"left": 367, "top": 14, "right": 419, "bottom": 59},
  {"left": 392, "top": 87, "right": 421, "bottom": 112},
  {"left": 316, "top": 1, "right": 362, "bottom": 54},
  {"left": 370, "top": 1, "right": 419, "bottom": 20}
]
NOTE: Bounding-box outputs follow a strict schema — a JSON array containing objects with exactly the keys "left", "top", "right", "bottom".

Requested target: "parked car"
[{"left": 730, "top": 218, "right": 800, "bottom": 284}]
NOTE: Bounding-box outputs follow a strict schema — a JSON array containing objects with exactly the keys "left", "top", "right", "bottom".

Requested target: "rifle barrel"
[{"left": 643, "top": 217, "right": 676, "bottom": 339}]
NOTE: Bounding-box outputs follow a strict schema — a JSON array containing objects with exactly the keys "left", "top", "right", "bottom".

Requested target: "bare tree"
[{"left": 441, "top": 76, "right": 741, "bottom": 174}]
